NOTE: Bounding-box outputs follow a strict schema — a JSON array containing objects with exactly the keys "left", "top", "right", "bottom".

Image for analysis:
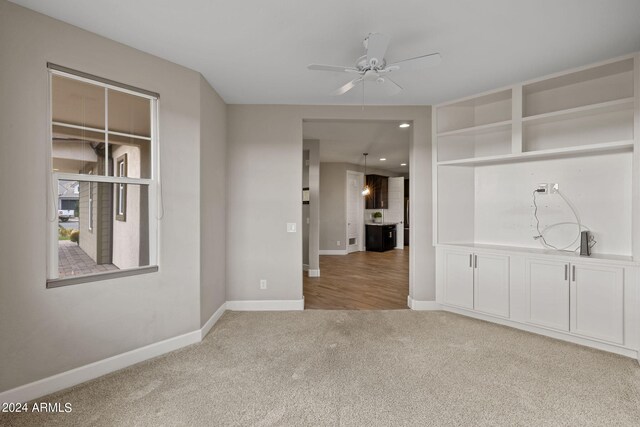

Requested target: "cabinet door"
[
  {"left": 526, "top": 258, "right": 569, "bottom": 331},
  {"left": 570, "top": 264, "right": 624, "bottom": 344},
  {"left": 474, "top": 254, "right": 510, "bottom": 318},
  {"left": 443, "top": 249, "right": 474, "bottom": 309},
  {"left": 365, "top": 226, "right": 381, "bottom": 251},
  {"left": 383, "top": 226, "right": 396, "bottom": 250},
  {"left": 379, "top": 176, "right": 388, "bottom": 208}
]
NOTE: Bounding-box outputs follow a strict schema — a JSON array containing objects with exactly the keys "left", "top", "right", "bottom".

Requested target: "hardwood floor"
[{"left": 303, "top": 249, "right": 409, "bottom": 310}]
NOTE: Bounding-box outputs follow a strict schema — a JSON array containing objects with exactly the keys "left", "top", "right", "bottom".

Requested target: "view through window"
[{"left": 49, "top": 70, "right": 156, "bottom": 282}]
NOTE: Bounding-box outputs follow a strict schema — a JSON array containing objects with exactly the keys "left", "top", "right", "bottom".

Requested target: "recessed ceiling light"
[
  {"left": 399, "top": 123, "right": 410, "bottom": 128},
  {"left": 380, "top": 158, "right": 386, "bottom": 161},
  {"left": 401, "top": 163, "right": 407, "bottom": 166}
]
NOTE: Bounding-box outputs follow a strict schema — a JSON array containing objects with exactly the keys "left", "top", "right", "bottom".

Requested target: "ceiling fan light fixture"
[{"left": 399, "top": 123, "right": 410, "bottom": 128}]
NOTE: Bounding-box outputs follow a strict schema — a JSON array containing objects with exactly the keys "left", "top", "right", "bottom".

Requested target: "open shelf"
[
  {"left": 437, "top": 120, "right": 512, "bottom": 137},
  {"left": 437, "top": 89, "right": 512, "bottom": 134},
  {"left": 437, "top": 140, "right": 633, "bottom": 166},
  {"left": 523, "top": 58, "right": 634, "bottom": 117},
  {"left": 522, "top": 97, "right": 634, "bottom": 125}
]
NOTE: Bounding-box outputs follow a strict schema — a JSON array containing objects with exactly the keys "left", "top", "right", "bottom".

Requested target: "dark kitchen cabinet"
[
  {"left": 366, "top": 224, "right": 397, "bottom": 252},
  {"left": 365, "top": 175, "right": 388, "bottom": 209}
]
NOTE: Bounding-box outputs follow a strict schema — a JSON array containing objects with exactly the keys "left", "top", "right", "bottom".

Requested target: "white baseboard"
[
  {"left": 1, "top": 304, "right": 228, "bottom": 405},
  {"left": 407, "top": 296, "right": 441, "bottom": 310},
  {"left": 441, "top": 304, "right": 638, "bottom": 359},
  {"left": 307, "top": 269, "right": 320, "bottom": 277},
  {"left": 319, "top": 250, "right": 347, "bottom": 255},
  {"left": 226, "top": 298, "right": 305, "bottom": 311},
  {"left": 200, "top": 303, "right": 227, "bottom": 340}
]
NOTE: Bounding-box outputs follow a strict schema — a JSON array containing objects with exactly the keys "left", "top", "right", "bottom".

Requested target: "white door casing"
[
  {"left": 387, "top": 177, "right": 405, "bottom": 248},
  {"left": 346, "top": 171, "right": 364, "bottom": 253}
]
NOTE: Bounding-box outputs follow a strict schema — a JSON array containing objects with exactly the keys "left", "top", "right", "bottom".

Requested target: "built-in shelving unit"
[
  {"left": 432, "top": 54, "right": 640, "bottom": 359},
  {"left": 433, "top": 53, "right": 639, "bottom": 261}
]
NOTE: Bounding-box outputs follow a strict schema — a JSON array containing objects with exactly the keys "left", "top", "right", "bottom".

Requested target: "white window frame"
[{"left": 46, "top": 66, "right": 160, "bottom": 287}]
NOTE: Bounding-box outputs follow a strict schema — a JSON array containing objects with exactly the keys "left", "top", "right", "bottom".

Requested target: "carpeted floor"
[{"left": 2, "top": 310, "right": 640, "bottom": 426}]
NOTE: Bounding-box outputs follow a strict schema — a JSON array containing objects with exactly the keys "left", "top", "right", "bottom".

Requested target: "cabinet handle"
[
  {"left": 572, "top": 265, "right": 576, "bottom": 282},
  {"left": 474, "top": 255, "right": 478, "bottom": 269},
  {"left": 469, "top": 254, "right": 473, "bottom": 268},
  {"left": 389, "top": 232, "right": 392, "bottom": 238},
  {"left": 564, "top": 264, "right": 568, "bottom": 281}
]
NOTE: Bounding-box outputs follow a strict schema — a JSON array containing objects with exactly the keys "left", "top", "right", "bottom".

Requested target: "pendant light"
[{"left": 361, "top": 153, "right": 371, "bottom": 196}]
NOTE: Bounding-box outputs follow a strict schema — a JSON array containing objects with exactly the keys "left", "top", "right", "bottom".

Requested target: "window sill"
[{"left": 46, "top": 265, "right": 159, "bottom": 288}]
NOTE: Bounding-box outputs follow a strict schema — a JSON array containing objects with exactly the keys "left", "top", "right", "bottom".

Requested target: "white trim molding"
[
  {"left": 226, "top": 298, "right": 305, "bottom": 311},
  {"left": 307, "top": 269, "right": 320, "bottom": 277},
  {"left": 319, "top": 250, "right": 348, "bottom": 256},
  {"left": 200, "top": 303, "right": 227, "bottom": 340},
  {"left": 0, "top": 305, "right": 228, "bottom": 405},
  {"left": 441, "top": 304, "right": 638, "bottom": 359},
  {"left": 408, "top": 296, "right": 441, "bottom": 311}
]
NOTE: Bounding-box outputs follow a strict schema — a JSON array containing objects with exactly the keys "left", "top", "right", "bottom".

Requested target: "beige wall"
[
  {"left": 199, "top": 75, "right": 227, "bottom": 326},
  {"left": 227, "top": 105, "right": 434, "bottom": 303},
  {"left": 0, "top": 1, "right": 225, "bottom": 392}
]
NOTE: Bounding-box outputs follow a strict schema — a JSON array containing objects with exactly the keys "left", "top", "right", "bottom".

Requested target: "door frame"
[{"left": 346, "top": 170, "right": 365, "bottom": 253}]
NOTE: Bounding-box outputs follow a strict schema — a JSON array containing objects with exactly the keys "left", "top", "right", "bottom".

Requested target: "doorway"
[
  {"left": 346, "top": 170, "right": 364, "bottom": 253},
  {"left": 301, "top": 119, "right": 411, "bottom": 310}
]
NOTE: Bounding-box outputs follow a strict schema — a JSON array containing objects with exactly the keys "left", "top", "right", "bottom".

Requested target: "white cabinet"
[
  {"left": 474, "top": 253, "right": 510, "bottom": 317},
  {"left": 570, "top": 263, "right": 624, "bottom": 344},
  {"left": 526, "top": 258, "right": 570, "bottom": 331},
  {"left": 436, "top": 245, "right": 639, "bottom": 357},
  {"left": 443, "top": 249, "right": 509, "bottom": 317},
  {"left": 526, "top": 258, "right": 624, "bottom": 344},
  {"left": 443, "top": 249, "right": 474, "bottom": 309}
]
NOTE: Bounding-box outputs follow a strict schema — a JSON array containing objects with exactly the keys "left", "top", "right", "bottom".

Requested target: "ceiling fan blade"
[
  {"left": 382, "top": 76, "right": 403, "bottom": 95},
  {"left": 331, "top": 78, "right": 363, "bottom": 96},
  {"left": 387, "top": 53, "right": 442, "bottom": 72},
  {"left": 308, "top": 64, "right": 358, "bottom": 73},
  {"left": 366, "top": 33, "right": 390, "bottom": 66}
]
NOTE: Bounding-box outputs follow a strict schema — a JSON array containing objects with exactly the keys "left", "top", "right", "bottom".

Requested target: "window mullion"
[{"left": 104, "top": 87, "right": 109, "bottom": 176}]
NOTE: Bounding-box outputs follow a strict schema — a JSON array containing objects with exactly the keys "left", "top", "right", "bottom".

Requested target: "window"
[{"left": 47, "top": 64, "right": 159, "bottom": 286}]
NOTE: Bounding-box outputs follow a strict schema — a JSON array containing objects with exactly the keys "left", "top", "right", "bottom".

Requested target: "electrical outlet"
[
  {"left": 337, "top": 240, "right": 341, "bottom": 246},
  {"left": 287, "top": 223, "right": 296, "bottom": 233},
  {"left": 537, "top": 183, "right": 549, "bottom": 194},
  {"left": 549, "top": 183, "right": 559, "bottom": 194},
  {"left": 260, "top": 279, "right": 267, "bottom": 290}
]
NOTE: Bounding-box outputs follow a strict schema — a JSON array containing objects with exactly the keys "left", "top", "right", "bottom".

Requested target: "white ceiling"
[
  {"left": 11, "top": 0, "right": 640, "bottom": 105},
  {"left": 304, "top": 120, "right": 410, "bottom": 174}
]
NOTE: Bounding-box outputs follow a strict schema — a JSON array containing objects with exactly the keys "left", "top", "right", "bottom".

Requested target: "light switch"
[{"left": 287, "top": 223, "right": 297, "bottom": 233}]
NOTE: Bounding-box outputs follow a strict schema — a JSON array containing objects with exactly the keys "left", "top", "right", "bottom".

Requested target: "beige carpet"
[{"left": 2, "top": 310, "right": 640, "bottom": 426}]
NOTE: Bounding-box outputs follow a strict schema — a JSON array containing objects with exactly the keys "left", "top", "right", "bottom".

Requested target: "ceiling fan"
[{"left": 307, "top": 33, "right": 441, "bottom": 96}]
